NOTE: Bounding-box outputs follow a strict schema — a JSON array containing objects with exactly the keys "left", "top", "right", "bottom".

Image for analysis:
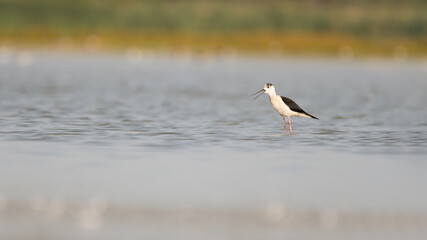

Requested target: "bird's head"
[
  {"left": 263, "top": 83, "right": 276, "bottom": 96},
  {"left": 252, "top": 83, "right": 276, "bottom": 100}
]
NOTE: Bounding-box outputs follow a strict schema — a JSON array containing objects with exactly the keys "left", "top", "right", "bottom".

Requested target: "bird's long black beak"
[{"left": 252, "top": 89, "right": 265, "bottom": 100}]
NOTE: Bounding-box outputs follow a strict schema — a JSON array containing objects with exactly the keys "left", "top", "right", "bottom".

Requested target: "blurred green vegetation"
[{"left": 0, "top": 0, "right": 426, "bottom": 56}]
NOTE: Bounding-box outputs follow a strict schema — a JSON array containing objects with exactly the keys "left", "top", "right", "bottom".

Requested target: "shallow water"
[{"left": 0, "top": 52, "right": 427, "bottom": 239}]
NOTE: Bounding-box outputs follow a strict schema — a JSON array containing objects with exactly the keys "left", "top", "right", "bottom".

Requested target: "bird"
[{"left": 252, "top": 83, "right": 318, "bottom": 134}]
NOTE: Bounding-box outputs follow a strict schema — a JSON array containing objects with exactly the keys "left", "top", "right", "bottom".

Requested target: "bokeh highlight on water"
[{"left": 0, "top": 51, "right": 427, "bottom": 239}]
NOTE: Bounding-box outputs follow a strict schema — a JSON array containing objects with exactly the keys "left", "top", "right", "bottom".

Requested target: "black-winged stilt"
[{"left": 252, "top": 83, "right": 318, "bottom": 134}]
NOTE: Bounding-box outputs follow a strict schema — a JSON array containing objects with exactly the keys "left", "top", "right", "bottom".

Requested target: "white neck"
[{"left": 265, "top": 90, "right": 277, "bottom": 97}]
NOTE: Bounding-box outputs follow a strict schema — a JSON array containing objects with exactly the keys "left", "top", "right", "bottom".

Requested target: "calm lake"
[{"left": 0, "top": 51, "right": 426, "bottom": 239}]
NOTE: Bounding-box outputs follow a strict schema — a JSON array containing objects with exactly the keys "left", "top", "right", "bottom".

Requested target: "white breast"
[
  {"left": 270, "top": 95, "right": 292, "bottom": 117},
  {"left": 269, "top": 95, "right": 307, "bottom": 117}
]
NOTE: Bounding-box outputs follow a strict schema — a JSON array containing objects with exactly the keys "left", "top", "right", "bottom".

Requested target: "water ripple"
[{"left": 0, "top": 54, "right": 426, "bottom": 154}]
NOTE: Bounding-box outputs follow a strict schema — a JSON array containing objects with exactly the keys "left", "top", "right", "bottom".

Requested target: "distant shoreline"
[
  {"left": 1, "top": 30, "right": 426, "bottom": 59},
  {"left": 1, "top": 0, "right": 426, "bottom": 58}
]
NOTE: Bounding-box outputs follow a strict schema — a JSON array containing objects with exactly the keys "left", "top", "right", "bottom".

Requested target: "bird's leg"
[
  {"left": 288, "top": 116, "right": 293, "bottom": 134},
  {"left": 283, "top": 117, "right": 287, "bottom": 134}
]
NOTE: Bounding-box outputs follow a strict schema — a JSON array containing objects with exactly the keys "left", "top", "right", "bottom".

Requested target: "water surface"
[{"left": 0, "top": 52, "right": 426, "bottom": 239}]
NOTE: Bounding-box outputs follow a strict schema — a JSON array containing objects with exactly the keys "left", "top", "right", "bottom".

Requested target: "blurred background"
[
  {"left": 1, "top": 1, "right": 427, "bottom": 240},
  {"left": 0, "top": 0, "right": 426, "bottom": 57}
]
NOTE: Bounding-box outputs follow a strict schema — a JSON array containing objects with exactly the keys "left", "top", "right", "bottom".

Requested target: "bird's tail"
[{"left": 304, "top": 112, "right": 319, "bottom": 120}]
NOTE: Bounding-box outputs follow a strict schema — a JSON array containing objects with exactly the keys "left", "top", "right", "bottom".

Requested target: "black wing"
[
  {"left": 281, "top": 96, "right": 319, "bottom": 119},
  {"left": 281, "top": 96, "right": 305, "bottom": 113}
]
